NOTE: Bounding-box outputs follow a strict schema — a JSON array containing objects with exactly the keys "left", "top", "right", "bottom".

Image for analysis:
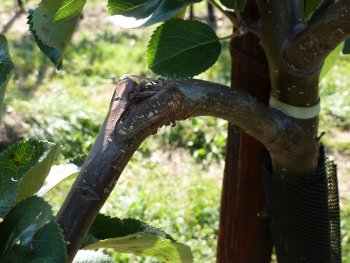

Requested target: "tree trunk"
[
  {"left": 217, "top": 2, "right": 273, "bottom": 262},
  {"left": 56, "top": 2, "right": 349, "bottom": 260},
  {"left": 17, "top": 0, "right": 24, "bottom": 12},
  {"left": 207, "top": 3, "right": 216, "bottom": 28}
]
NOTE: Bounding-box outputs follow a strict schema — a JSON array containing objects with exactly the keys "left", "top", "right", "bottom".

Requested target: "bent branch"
[
  {"left": 57, "top": 76, "right": 300, "bottom": 262},
  {"left": 115, "top": 77, "right": 300, "bottom": 149},
  {"left": 287, "top": 0, "right": 350, "bottom": 70}
]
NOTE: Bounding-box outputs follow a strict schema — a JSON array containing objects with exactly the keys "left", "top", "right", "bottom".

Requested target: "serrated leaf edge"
[
  {"left": 0, "top": 139, "right": 57, "bottom": 203},
  {"left": 146, "top": 19, "right": 221, "bottom": 77},
  {"left": 27, "top": 12, "right": 63, "bottom": 69}
]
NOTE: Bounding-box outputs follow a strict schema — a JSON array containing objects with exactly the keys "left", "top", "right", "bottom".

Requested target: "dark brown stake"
[{"left": 216, "top": 2, "right": 273, "bottom": 262}]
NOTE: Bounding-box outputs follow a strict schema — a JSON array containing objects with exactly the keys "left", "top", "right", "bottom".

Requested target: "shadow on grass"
[{"left": 9, "top": 34, "right": 52, "bottom": 98}]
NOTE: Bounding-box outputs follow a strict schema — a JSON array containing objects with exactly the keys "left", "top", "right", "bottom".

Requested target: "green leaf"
[
  {"left": 37, "top": 166, "right": 78, "bottom": 196},
  {"left": 108, "top": 0, "right": 158, "bottom": 19},
  {"left": 70, "top": 153, "right": 87, "bottom": 167},
  {"left": 235, "top": 0, "right": 247, "bottom": 12},
  {"left": 107, "top": 0, "right": 201, "bottom": 27},
  {"left": 73, "top": 251, "right": 114, "bottom": 263},
  {"left": 304, "top": 0, "right": 321, "bottom": 19},
  {"left": 147, "top": 19, "right": 221, "bottom": 77},
  {"left": 0, "top": 196, "right": 67, "bottom": 262},
  {"left": 176, "top": 7, "right": 188, "bottom": 19},
  {"left": 0, "top": 34, "right": 14, "bottom": 125},
  {"left": 320, "top": 42, "right": 344, "bottom": 79},
  {"left": 343, "top": 38, "right": 350, "bottom": 55},
  {"left": 28, "top": 12, "right": 62, "bottom": 69},
  {"left": 0, "top": 139, "right": 58, "bottom": 217},
  {"left": 16, "top": 143, "right": 59, "bottom": 202},
  {"left": 83, "top": 214, "right": 193, "bottom": 263},
  {"left": 28, "top": 0, "right": 86, "bottom": 69},
  {"left": 219, "top": 0, "right": 234, "bottom": 9},
  {"left": 220, "top": 0, "right": 247, "bottom": 12}
]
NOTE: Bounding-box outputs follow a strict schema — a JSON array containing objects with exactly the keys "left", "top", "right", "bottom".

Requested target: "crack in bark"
[{"left": 57, "top": 76, "right": 303, "bottom": 262}]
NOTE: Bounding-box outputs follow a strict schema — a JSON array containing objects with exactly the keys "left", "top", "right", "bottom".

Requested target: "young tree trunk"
[
  {"left": 216, "top": 2, "right": 273, "bottom": 262},
  {"left": 57, "top": 1, "right": 349, "bottom": 261}
]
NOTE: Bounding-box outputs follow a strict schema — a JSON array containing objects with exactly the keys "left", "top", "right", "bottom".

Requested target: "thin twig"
[{"left": 207, "top": 0, "right": 240, "bottom": 28}]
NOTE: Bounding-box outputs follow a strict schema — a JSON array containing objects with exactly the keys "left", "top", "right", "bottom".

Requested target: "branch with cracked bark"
[
  {"left": 287, "top": 0, "right": 350, "bottom": 70},
  {"left": 57, "top": 76, "right": 304, "bottom": 262},
  {"left": 253, "top": 0, "right": 349, "bottom": 74}
]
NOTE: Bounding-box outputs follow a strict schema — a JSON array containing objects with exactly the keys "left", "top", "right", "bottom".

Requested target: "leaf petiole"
[
  {"left": 218, "top": 32, "right": 239, "bottom": 41},
  {"left": 207, "top": 0, "right": 239, "bottom": 27}
]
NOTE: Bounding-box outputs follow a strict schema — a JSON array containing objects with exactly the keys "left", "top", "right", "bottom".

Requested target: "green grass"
[
  {"left": 319, "top": 55, "right": 350, "bottom": 263},
  {"left": 1, "top": 2, "right": 228, "bottom": 261},
  {"left": 45, "top": 144, "right": 222, "bottom": 262},
  {"left": 2, "top": 0, "right": 231, "bottom": 162},
  {"left": 320, "top": 55, "right": 350, "bottom": 131},
  {"left": 106, "top": 152, "right": 221, "bottom": 262}
]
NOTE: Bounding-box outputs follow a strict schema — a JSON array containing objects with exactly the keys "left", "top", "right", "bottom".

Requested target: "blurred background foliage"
[{"left": 0, "top": 0, "right": 349, "bottom": 262}]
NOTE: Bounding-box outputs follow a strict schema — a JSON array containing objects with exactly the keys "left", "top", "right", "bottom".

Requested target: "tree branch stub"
[{"left": 57, "top": 76, "right": 306, "bottom": 261}]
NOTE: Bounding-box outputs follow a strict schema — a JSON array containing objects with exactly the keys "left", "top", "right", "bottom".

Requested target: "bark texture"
[
  {"left": 57, "top": 77, "right": 299, "bottom": 262},
  {"left": 57, "top": 1, "right": 350, "bottom": 261}
]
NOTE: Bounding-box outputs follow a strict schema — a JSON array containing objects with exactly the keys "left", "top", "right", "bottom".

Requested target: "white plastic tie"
[{"left": 269, "top": 96, "right": 320, "bottom": 119}]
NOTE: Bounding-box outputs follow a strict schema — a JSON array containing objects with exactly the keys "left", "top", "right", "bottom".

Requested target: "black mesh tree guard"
[{"left": 263, "top": 146, "right": 342, "bottom": 263}]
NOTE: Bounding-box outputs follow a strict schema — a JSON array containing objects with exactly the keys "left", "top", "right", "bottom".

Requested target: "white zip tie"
[{"left": 269, "top": 96, "right": 320, "bottom": 119}]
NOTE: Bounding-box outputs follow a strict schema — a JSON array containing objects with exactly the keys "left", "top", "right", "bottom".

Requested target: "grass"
[
  {"left": 104, "top": 149, "right": 222, "bottom": 262},
  {"left": 45, "top": 146, "right": 223, "bottom": 263},
  {"left": 1, "top": 0, "right": 350, "bottom": 262},
  {"left": 2, "top": 0, "right": 231, "bottom": 162},
  {"left": 319, "top": 55, "right": 350, "bottom": 262},
  {"left": 1, "top": 2, "right": 228, "bottom": 261},
  {"left": 320, "top": 55, "right": 350, "bottom": 128}
]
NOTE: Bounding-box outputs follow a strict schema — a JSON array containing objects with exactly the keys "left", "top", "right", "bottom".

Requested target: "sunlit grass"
[{"left": 320, "top": 55, "right": 350, "bottom": 130}]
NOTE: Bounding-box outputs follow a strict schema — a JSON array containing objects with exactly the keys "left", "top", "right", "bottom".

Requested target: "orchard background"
[{"left": 0, "top": 0, "right": 349, "bottom": 262}]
